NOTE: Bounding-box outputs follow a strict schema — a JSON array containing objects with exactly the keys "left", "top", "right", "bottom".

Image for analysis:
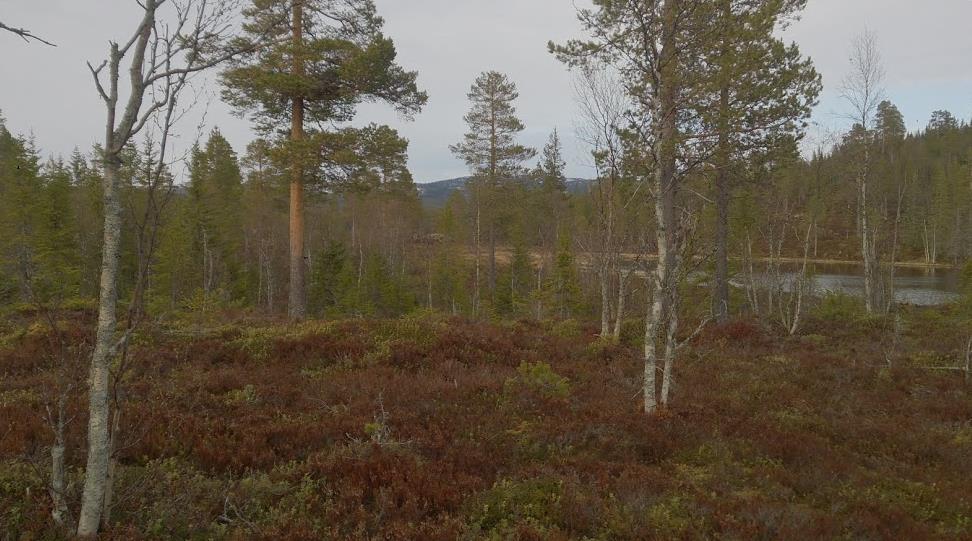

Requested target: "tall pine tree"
[
  {"left": 222, "top": 0, "right": 427, "bottom": 320},
  {"left": 451, "top": 71, "right": 535, "bottom": 314}
]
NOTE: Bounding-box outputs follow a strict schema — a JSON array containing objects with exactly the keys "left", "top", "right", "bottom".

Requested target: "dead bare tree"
[{"left": 78, "top": 0, "right": 246, "bottom": 535}]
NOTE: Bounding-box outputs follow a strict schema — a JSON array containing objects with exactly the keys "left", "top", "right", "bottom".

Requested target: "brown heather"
[{"left": 1, "top": 308, "right": 971, "bottom": 540}]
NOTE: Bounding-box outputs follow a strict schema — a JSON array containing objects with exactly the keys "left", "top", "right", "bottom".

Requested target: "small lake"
[{"left": 734, "top": 263, "right": 962, "bottom": 307}]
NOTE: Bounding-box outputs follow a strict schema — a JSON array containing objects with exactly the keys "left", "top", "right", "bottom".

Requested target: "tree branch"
[{"left": 0, "top": 21, "right": 55, "bottom": 46}]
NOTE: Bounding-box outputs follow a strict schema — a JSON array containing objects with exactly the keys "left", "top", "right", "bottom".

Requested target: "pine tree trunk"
[
  {"left": 712, "top": 29, "right": 731, "bottom": 324},
  {"left": 474, "top": 200, "right": 481, "bottom": 317},
  {"left": 489, "top": 222, "right": 496, "bottom": 301},
  {"left": 288, "top": 0, "right": 307, "bottom": 320},
  {"left": 713, "top": 154, "right": 730, "bottom": 323},
  {"left": 535, "top": 264, "right": 542, "bottom": 319}
]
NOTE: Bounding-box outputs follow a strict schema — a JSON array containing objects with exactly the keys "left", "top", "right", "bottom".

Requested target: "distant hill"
[
  {"left": 416, "top": 177, "right": 472, "bottom": 207},
  {"left": 417, "top": 176, "right": 593, "bottom": 207}
]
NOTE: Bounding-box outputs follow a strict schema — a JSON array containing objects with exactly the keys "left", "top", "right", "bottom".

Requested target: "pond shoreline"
[
  {"left": 613, "top": 253, "right": 960, "bottom": 270},
  {"left": 478, "top": 248, "right": 962, "bottom": 270}
]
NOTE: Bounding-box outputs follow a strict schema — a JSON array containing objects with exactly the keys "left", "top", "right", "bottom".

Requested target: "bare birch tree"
[
  {"left": 573, "top": 65, "right": 631, "bottom": 339},
  {"left": 78, "top": 1, "right": 243, "bottom": 535},
  {"left": 841, "top": 30, "right": 886, "bottom": 315}
]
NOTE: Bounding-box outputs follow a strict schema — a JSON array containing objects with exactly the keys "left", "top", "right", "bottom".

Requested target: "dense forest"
[
  {"left": 1, "top": 0, "right": 971, "bottom": 539},
  {"left": 4, "top": 104, "right": 972, "bottom": 319}
]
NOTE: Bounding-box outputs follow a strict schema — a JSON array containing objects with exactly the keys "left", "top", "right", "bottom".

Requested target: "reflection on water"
[{"left": 733, "top": 263, "right": 962, "bottom": 307}]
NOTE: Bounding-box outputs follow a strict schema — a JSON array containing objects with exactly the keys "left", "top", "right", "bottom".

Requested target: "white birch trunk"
[
  {"left": 644, "top": 0, "right": 679, "bottom": 415},
  {"left": 77, "top": 155, "right": 123, "bottom": 537},
  {"left": 50, "top": 444, "right": 68, "bottom": 527},
  {"left": 643, "top": 273, "right": 662, "bottom": 414},
  {"left": 100, "top": 409, "right": 121, "bottom": 529},
  {"left": 600, "top": 267, "right": 611, "bottom": 337},
  {"left": 788, "top": 223, "right": 814, "bottom": 336},
  {"left": 860, "top": 148, "right": 875, "bottom": 314},
  {"left": 613, "top": 269, "right": 628, "bottom": 340},
  {"left": 49, "top": 391, "right": 70, "bottom": 529},
  {"left": 660, "top": 291, "right": 679, "bottom": 405}
]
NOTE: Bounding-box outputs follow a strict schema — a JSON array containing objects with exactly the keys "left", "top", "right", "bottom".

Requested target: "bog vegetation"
[
  {"left": 1, "top": 0, "right": 971, "bottom": 539},
  {"left": 2, "top": 306, "right": 972, "bottom": 539}
]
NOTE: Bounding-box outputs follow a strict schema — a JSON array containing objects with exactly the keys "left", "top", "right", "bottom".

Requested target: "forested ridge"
[{"left": 1, "top": 0, "right": 971, "bottom": 539}]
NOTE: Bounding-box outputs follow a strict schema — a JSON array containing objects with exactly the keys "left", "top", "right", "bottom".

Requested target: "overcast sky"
[{"left": 1, "top": 0, "right": 971, "bottom": 183}]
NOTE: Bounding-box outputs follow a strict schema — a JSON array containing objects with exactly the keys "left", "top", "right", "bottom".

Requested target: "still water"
[{"left": 736, "top": 263, "right": 962, "bottom": 307}]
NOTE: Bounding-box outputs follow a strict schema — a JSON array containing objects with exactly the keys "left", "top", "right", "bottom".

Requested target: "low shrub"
[
  {"left": 464, "top": 477, "right": 564, "bottom": 539},
  {"left": 1, "top": 312, "right": 971, "bottom": 539},
  {"left": 504, "top": 361, "right": 570, "bottom": 400},
  {"left": 813, "top": 292, "right": 867, "bottom": 323}
]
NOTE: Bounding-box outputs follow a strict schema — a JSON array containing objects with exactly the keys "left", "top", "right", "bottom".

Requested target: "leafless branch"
[
  {"left": 676, "top": 316, "right": 710, "bottom": 351},
  {"left": 840, "top": 30, "right": 885, "bottom": 130},
  {"left": 0, "top": 20, "right": 55, "bottom": 46}
]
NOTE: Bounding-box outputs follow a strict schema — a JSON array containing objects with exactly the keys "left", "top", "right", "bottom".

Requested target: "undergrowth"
[{"left": 1, "top": 308, "right": 970, "bottom": 540}]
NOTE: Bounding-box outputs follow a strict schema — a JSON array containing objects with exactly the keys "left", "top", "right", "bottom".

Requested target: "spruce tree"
[
  {"left": 0, "top": 118, "right": 43, "bottom": 303},
  {"left": 186, "top": 129, "right": 246, "bottom": 300},
  {"left": 69, "top": 149, "right": 105, "bottom": 299},
  {"left": 37, "top": 159, "right": 81, "bottom": 300},
  {"left": 309, "top": 241, "right": 346, "bottom": 316},
  {"left": 551, "top": 232, "right": 581, "bottom": 319}
]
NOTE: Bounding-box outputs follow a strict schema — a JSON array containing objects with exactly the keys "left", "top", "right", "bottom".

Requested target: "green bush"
[
  {"left": 505, "top": 361, "right": 570, "bottom": 400},
  {"left": 549, "top": 319, "right": 582, "bottom": 338},
  {"left": 464, "top": 478, "right": 563, "bottom": 539},
  {"left": 959, "top": 262, "right": 972, "bottom": 297},
  {"left": 813, "top": 292, "right": 866, "bottom": 323},
  {"left": 224, "top": 384, "right": 259, "bottom": 405}
]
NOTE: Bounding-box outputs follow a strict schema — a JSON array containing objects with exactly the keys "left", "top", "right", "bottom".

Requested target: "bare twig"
[
  {"left": 0, "top": 20, "right": 56, "bottom": 46},
  {"left": 675, "top": 317, "right": 710, "bottom": 352}
]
